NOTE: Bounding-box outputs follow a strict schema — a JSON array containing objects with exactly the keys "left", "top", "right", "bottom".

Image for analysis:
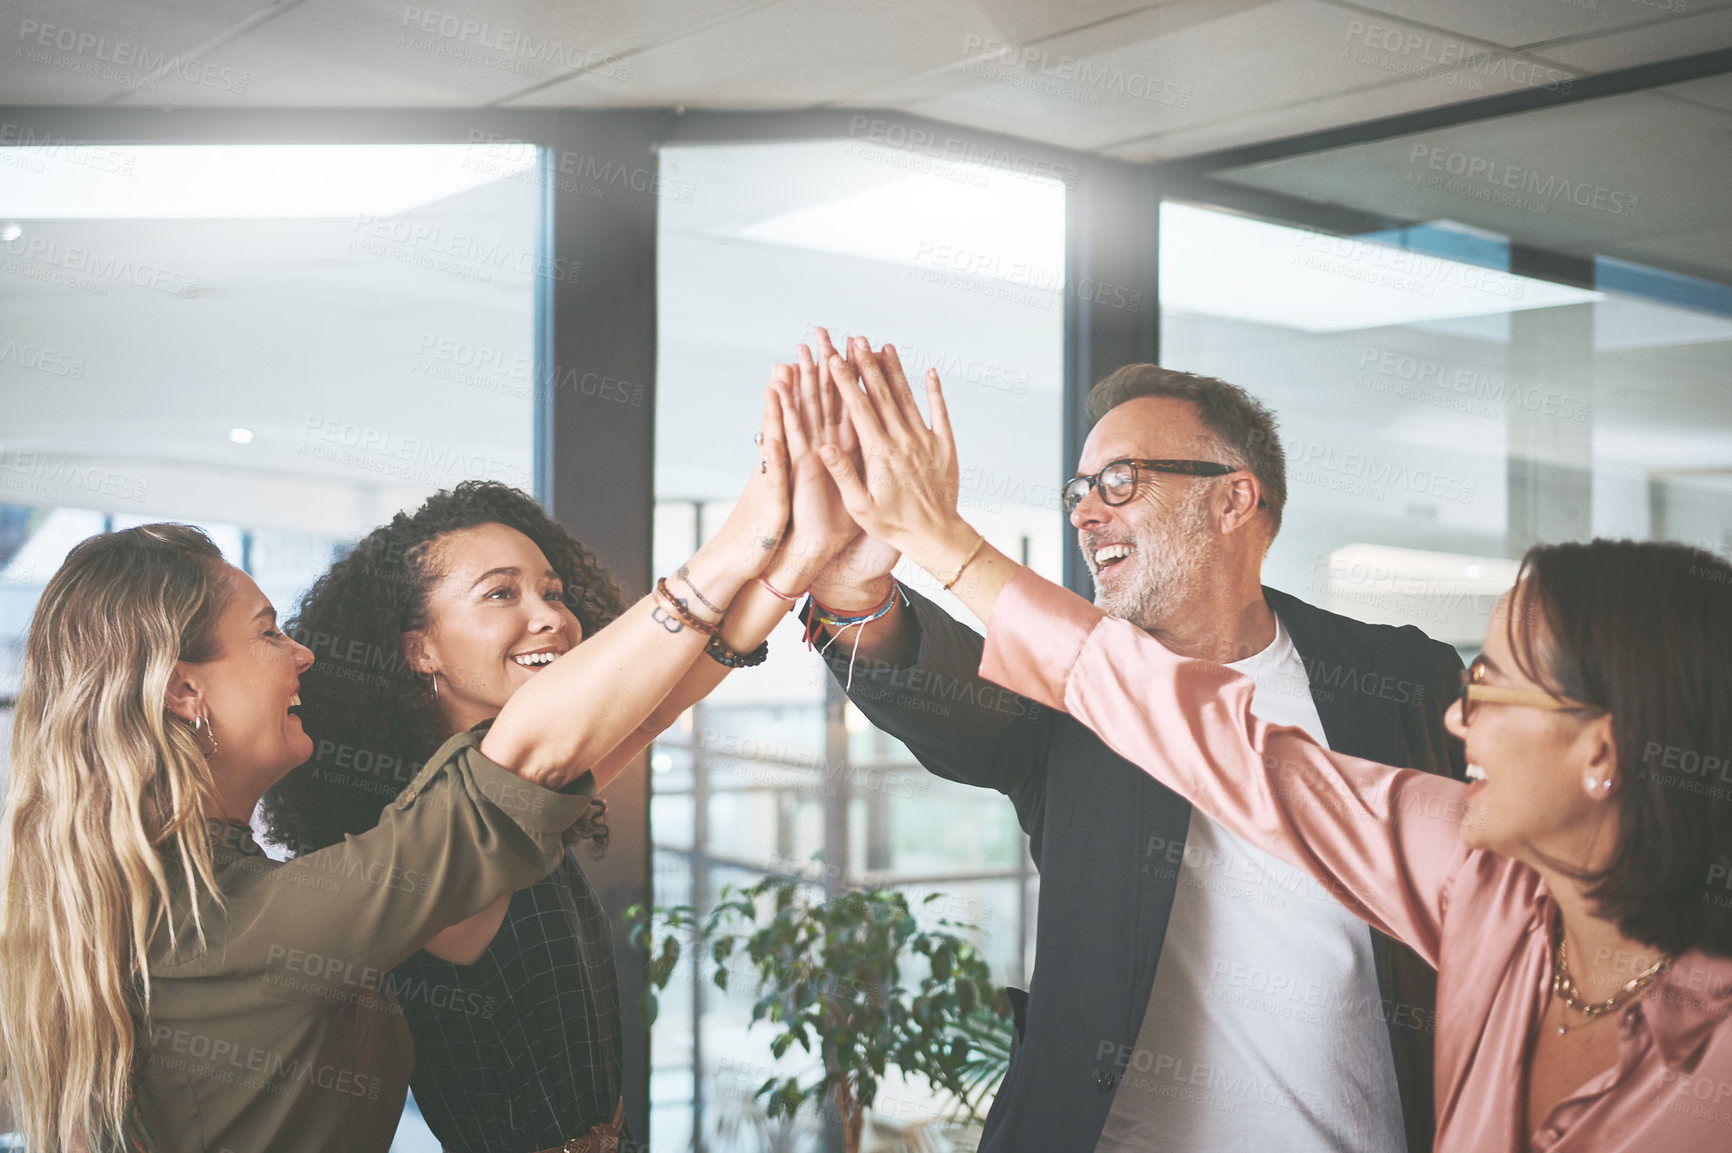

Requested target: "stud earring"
[{"left": 1586, "top": 776, "right": 1613, "bottom": 796}]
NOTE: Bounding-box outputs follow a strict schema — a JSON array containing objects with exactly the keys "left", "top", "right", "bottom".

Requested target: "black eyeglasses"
[{"left": 1062, "top": 458, "right": 1258, "bottom": 515}]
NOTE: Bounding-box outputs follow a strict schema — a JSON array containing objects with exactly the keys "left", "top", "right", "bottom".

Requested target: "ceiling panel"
[
  {"left": 506, "top": 0, "right": 1001, "bottom": 109},
  {"left": 947, "top": 0, "right": 1191, "bottom": 46},
  {"left": 1653, "top": 72, "right": 1732, "bottom": 112},
  {"left": 1097, "top": 74, "right": 1482, "bottom": 161},
  {"left": 1507, "top": 2, "right": 1732, "bottom": 69},
  {"left": 2, "top": 0, "right": 268, "bottom": 105},
  {"left": 1339, "top": 0, "right": 1705, "bottom": 51},
  {"left": 907, "top": 0, "right": 1593, "bottom": 156},
  {"left": 836, "top": 0, "right": 1253, "bottom": 126},
  {"left": 125, "top": 0, "right": 774, "bottom": 107},
  {"left": 1216, "top": 84, "right": 1732, "bottom": 282}
]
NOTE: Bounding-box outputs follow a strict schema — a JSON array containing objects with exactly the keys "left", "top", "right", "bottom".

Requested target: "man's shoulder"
[{"left": 1264, "top": 585, "right": 1458, "bottom": 672}]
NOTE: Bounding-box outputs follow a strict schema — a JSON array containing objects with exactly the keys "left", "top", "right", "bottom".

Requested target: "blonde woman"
[{"left": 0, "top": 396, "right": 789, "bottom": 1152}]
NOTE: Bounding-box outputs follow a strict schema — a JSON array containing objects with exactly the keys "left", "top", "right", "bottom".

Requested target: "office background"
[{"left": 1, "top": 2, "right": 1729, "bottom": 1149}]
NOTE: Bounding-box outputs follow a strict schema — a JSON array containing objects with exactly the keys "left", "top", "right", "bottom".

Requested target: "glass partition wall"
[
  {"left": 1161, "top": 77, "right": 1732, "bottom": 658},
  {"left": 651, "top": 139, "right": 1066, "bottom": 1150}
]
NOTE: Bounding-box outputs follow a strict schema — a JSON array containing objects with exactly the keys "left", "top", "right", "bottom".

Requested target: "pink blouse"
[{"left": 978, "top": 568, "right": 1732, "bottom": 1153}]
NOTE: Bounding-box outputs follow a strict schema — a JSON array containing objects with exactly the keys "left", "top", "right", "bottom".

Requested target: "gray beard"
[{"left": 1091, "top": 486, "right": 1216, "bottom": 633}]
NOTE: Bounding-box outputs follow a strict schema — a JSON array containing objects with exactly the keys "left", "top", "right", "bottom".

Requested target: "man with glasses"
[{"left": 805, "top": 356, "right": 1464, "bottom": 1153}]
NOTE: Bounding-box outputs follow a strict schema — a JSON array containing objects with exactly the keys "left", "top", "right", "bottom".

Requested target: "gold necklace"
[{"left": 1551, "top": 932, "right": 1673, "bottom": 1035}]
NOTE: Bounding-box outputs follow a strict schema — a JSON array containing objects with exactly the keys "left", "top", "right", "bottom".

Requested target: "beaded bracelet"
[
  {"left": 802, "top": 582, "right": 908, "bottom": 692},
  {"left": 705, "top": 634, "right": 770, "bottom": 668},
  {"left": 806, "top": 581, "right": 905, "bottom": 632},
  {"left": 654, "top": 577, "right": 720, "bottom": 637}
]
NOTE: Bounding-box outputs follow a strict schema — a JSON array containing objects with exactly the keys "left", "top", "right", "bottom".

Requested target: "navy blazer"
[{"left": 821, "top": 585, "right": 1465, "bottom": 1153}]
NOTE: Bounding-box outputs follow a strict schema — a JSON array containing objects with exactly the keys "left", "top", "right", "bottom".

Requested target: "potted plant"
[{"left": 626, "top": 874, "right": 1014, "bottom": 1153}]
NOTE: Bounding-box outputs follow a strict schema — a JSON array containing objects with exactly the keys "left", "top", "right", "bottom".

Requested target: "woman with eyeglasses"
[{"left": 810, "top": 344, "right": 1732, "bottom": 1151}]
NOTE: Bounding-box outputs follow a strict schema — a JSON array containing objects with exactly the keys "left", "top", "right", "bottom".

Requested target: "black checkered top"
[{"left": 390, "top": 849, "right": 625, "bottom": 1151}]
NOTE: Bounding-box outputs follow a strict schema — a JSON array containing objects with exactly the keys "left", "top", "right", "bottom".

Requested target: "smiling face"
[
  {"left": 1446, "top": 591, "right": 1620, "bottom": 868},
  {"left": 1071, "top": 396, "right": 1228, "bottom": 630},
  {"left": 405, "top": 522, "right": 582, "bottom": 734},
  {"left": 175, "top": 566, "right": 316, "bottom": 800}
]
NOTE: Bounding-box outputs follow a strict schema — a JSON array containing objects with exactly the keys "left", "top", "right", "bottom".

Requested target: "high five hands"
[{"left": 769, "top": 330, "right": 1015, "bottom": 625}]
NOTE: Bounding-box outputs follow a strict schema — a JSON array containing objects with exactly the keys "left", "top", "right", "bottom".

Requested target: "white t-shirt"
[{"left": 1095, "top": 616, "right": 1406, "bottom": 1153}]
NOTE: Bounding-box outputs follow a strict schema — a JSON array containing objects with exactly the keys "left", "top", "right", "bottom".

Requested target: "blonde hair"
[{"left": 0, "top": 524, "right": 231, "bottom": 1151}]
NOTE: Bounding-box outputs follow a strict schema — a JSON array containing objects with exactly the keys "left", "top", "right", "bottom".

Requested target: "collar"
[{"left": 1642, "top": 950, "right": 1732, "bottom": 1072}]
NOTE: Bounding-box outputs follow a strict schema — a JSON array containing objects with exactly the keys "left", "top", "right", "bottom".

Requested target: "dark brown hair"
[
  {"left": 1508, "top": 539, "right": 1732, "bottom": 956},
  {"left": 1085, "top": 364, "right": 1288, "bottom": 536},
  {"left": 259, "top": 482, "right": 628, "bottom": 857}
]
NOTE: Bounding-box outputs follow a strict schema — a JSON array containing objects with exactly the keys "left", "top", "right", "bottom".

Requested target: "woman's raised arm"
[
  {"left": 579, "top": 345, "right": 872, "bottom": 790},
  {"left": 480, "top": 390, "right": 790, "bottom": 788}
]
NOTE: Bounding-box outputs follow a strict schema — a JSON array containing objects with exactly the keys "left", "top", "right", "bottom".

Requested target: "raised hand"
[
  {"left": 818, "top": 337, "right": 978, "bottom": 579},
  {"left": 769, "top": 330, "right": 902, "bottom": 608},
  {"left": 696, "top": 387, "right": 792, "bottom": 588},
  {"left": 761, "top": 350, "right": 855, "bottom": 592}
]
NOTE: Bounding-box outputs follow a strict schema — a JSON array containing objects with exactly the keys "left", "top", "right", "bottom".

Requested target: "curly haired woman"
[{"left": 260, "top": 371, "right": 858, "bottom": 1152}]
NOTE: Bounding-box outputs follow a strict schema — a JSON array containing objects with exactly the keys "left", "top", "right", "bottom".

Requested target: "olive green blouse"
[{"left": 137, "top": 725, "right": 594, "bottom": 1153}]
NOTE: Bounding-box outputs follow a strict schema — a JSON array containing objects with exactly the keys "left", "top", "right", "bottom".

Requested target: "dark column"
[
  {"left": 541, "top": 109, "right": 665, "bottom": 1147},
  {"left": 1063, "top": 159, "right": 1160, "bottom": 597}
]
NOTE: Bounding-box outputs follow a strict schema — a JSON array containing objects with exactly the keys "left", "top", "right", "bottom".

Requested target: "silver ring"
[
  {"left": 753, "top": 432, "right": 764, "bottom": 445},
  {"left": 759, "top": 458, "right": 767, "bottom": 473}
]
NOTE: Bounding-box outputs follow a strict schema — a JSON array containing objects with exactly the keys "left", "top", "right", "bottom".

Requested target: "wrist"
[
  {"left": 671, "top": 553, "right": 746, "bottom": 617},
  {"left": 808, "top": 571, "right": 896, "bottom": 616},
  {"left": 902, "top": 519, "right": 981, "bottom": 584},
  {"left": 762, "top": 535, "right": 836, "bottom": 597}
]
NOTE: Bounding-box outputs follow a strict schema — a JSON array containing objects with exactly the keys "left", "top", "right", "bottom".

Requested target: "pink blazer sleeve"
[{"left": 978, "top": 567, "right": 1472, "bottom": 967}]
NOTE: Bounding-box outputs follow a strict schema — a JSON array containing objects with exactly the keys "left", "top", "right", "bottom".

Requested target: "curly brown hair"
[{"left": 258, "top": 482, "right": 629, "bottom": 857}]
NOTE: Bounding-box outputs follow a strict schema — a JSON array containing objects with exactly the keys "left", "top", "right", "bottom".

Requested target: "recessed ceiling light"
[{"left": 229, "top": 428, "right": 254, "bottom": 444}]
